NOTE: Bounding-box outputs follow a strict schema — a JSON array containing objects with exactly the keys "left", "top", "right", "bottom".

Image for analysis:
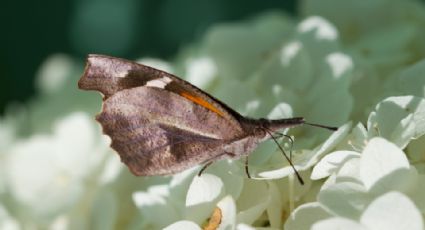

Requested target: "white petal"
[
  {"left": 36, "top": 54, "right": 73, "bottom": 93},
  {"left": 5, "top": 136, "right": 84, "bottom": 220},
  {"left": 168, "top": 168, "right": 198, "bottom": 203},
  {"left": 285, "top": 202, "right": 333, "bottom": 230},
  {"left": 298, "top": 16, "right": 338, "bottom": 40},
  {"left": 299, "top": 122, "right": 352, "bottom": 170},
  {"left": 236, "top": 181, "right": 270, "bottom": 225},
  {"left": 326, "top": 52, "right": 353, "bottom": 79},
  {"left": 367, "top": 96, "right": 425, "bottom": 149},
  {"left": 203, "top": 161, "right": 244, "bottom": 200},
  {"left": 163, "top": 221, "right": 201, "bottom": 230},
  {"left": 361, "top": 192, "right": 423, "bottom": 230},
  {"left": 280, "top": 41, "right": 303, "bottom": 66},
  {"left": 312, "top": 217, "right": 367, "bottom": 230},
  {"left": 90, "top": 190, "right": 117, "bottom": 230},
  {"left": 0, "top": 204, "right": 19, "bottom": 230},
  {"left": 318, "top": 182, "right": 368, "bottom": 219},
  {"left": 132, "top": 190, "right": 179, "bottom": 228},
  {"left": 256, "top": 123, "right": 352, "bottom": 180},
  {"left": 236, "top": 223, "right": 256, "bottom": 230},
  {"left": 98, "top": 155, "right": 123, "bottom": 185},
  {"left": 339, "top": 122, "right": 368, "bottom": 152},
  {"left": 186, "top": 174, "right": 224, "bottom": 206},
  {"left": 185, "top": 56, "right": 217, "bottom": 88},
  {"left": 336, "top": 157, "right": 361, "bottom": 182},
  {"left": 266, "top": 181, "right": 282, "bottom": 228},
  {"left": 359, "top": 137, "right": 410, "bottom": 190},
  {"left": 217, "top": 196, "right": 236, "bottom": 230},
  {"left": 256, "top": 165, "right": 300, "bottom": 180},
  {"left": 311, "top": 151, "right": 360, "bottom": 180},
  {"left": 185, "top": 174, "right": 224, "bottom": 223}
]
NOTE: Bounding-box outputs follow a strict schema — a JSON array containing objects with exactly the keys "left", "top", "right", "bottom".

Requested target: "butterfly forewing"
[{"left": 78, "top": 54, "right": 241, "bottom": 121}]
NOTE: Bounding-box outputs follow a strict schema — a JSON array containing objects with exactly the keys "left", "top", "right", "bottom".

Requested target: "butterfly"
[{"left": 78, "top": 54, "right": 337, "bottom": 184}]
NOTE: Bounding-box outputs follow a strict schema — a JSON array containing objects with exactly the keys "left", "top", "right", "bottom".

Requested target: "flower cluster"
[{"left": 1, "top": 0, "right": 425, "bottom": 229}]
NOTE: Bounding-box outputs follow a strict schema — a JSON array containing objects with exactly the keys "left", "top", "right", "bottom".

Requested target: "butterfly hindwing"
[{"left": 97, "top": 86, "right": 245, "bottom": 175}]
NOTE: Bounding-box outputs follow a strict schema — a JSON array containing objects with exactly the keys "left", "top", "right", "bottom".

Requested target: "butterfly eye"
[{"left": 253, "top": 127, "right": 267, "bottom": 138}]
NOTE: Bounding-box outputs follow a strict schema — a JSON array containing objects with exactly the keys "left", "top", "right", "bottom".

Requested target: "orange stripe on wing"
[{"left": 180, "top": 92, "right": 225, "bottom": 117}]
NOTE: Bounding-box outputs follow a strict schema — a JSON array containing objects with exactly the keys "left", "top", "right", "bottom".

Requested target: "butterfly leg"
[
  {"left": 245, "top": 156, "right": 251, "bottom": 178},
  {"left": 198, "top": 152, "right": 236, "bottom": 177},
  {"left": 198, "top": 161, "right": 213, "bottom": 177}
]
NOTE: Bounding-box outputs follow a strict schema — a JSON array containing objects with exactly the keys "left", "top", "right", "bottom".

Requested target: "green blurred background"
[{"left": 0, "top": 0, "right": 298, "bottom": 115}]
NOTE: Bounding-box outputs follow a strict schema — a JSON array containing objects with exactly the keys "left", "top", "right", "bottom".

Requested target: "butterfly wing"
[
  {"left": 78, "top": 54, "right": 252, "bottom": 175},
  {"left": 78, "top": 54, "right": 243, "bottom": 120},
  {"left": 97, "top": 86, "right": 244, "bottom": 175},
  {"left": 78, "top": 54, "right": 166, "bottom": 99}
]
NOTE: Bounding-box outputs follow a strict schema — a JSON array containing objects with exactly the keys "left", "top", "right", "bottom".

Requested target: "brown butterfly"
[{"left": 78, "top": 54, "right": 336, "bottom": 184}]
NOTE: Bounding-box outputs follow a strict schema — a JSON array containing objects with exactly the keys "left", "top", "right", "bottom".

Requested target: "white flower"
[
  {"left": 367, "top": 96, "right": 425, "bottom": 149},
  {"left": 2, "top": 1, "right": 425, "bottom": 228},
  {"left": 312, "top": 192, "right": 423, "bottom": 230},
  {"left": 0, "top": 204, "right": 19, "bottom": 230},
  {"left": 302, "top": 0, "right": 425, "bottom": 122},
  {"left": 288, "top": 136, "right": 425, "bottom": 229},
  {"left": 3, "top": 113, "right": 109, "bottom": 224}
]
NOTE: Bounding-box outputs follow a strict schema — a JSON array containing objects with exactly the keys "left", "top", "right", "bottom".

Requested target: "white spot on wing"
[{"left": 145, "top": 76, "right": 172, "bottom": 89}]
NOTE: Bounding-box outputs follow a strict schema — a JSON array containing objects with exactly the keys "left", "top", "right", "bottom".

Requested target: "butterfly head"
[{"left": 251, "top": 117, "right": 305, "bottom": 138}]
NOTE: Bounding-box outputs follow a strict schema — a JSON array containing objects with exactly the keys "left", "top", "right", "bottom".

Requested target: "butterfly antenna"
[
  {"left": 265, "top": 129, "right": 304, "bottom": 185},
  {"left": 304, "top": 122, "right": 338, "bottom": 131}
]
